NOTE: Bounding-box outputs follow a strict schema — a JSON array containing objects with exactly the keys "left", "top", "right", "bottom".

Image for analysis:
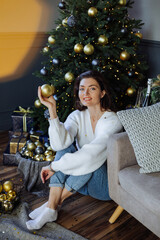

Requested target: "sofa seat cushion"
[{"left": 119, "top": 165, "right": 160, "bottom": 217}]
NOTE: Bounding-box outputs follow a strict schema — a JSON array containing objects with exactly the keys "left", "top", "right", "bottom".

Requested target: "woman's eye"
[
  {"left": 90, "top": 87, "right": 96, "bottom": 91},
  {"left": 79, "top": 88, "right": 84, "bottom": 91}
]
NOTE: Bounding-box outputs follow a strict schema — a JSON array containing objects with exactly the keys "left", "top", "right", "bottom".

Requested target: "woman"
[{"left": 26, "top": 70, "right": 122, "bottom": 230}]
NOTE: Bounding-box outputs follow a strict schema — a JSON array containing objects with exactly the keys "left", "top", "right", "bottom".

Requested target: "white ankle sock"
[
  {"left": 26, "top": 207, "right": 58, "bottom": 230},
  {"left": 29, "top": 201, "right": 48, "bottom": 219}
]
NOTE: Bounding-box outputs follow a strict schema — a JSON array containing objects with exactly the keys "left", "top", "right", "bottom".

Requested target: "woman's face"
[{"left": 78, "top": 77, "right": 106, "bottom": 108}]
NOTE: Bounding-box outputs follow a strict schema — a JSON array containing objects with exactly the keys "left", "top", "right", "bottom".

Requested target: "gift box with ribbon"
[
  {"left": 10, "top": 132, "right": 29, "bottom": 154},
  {"left": 3, "top": 131, "right": 29, "bottom": 166},
  {"left": 11, "top": 106, "right": 33, "bottom": 132}
]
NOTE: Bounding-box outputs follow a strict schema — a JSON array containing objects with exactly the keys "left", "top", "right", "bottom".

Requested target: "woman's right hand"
[
  {"left": 40, "top": 165, "right": 55, "bottom": 183},
  {"left": 38, "top": 86, "right": 57, "bottom": 119}
]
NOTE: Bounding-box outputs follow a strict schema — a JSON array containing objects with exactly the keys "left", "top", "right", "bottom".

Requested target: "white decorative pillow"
[{"left": 117, "top": 102, "right": 160, "bottom": 173}]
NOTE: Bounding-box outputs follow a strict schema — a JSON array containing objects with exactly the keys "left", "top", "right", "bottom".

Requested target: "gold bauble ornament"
[
  {"left": 39, "top": 154, "right": 46, "bottom": 161},
  {"left": 24, "top": 150, "right": 34, "bottom": 158},
  {"left": 83, "top": 44, "right": 94, "bottom": 55},
  {"left": 126, "top": 87, "right": 136, "bottom": 96},
  {"left": 88, "top": 7, "right": 98, "bottom": 17},
  {"left": 0, "top": 194, "right": 7, "bottom": 201},
  {"left": 34, "top": 154, "right": 41, "bottom": 161},
  {"left": 41, "top": 84, "right": 54, "bottom": 98},
  {"left": 62, "top": 18, "right": 68, "bottom": 27},
  {"left": 119, "top": 0, "right": 127, "bottom": 5},
  {"left": 48, "top": 35, "right": 56, "bottom": 44},
  {"left": 47, "top": 146, "right": 53, "bottom": 151},
  {"left": 43, "top": 46, "right": 49, "bottom": 53},
  {"left": 0, "top": 182, "right": 2, "bottom": 193},
  {"left": 98, "top": 35, "right": 108, "bottom": 45},
  {"left": 44, "top": 150, "right": 53, "bottom": 156},
  {"left": 2, "top": 181, "right": 13, "bottom": 192},
  {"left": 7, "top": 190, "right": 17, "bottom": 200},
  {"left": 120, "top": 51, "right": 130, "bottom": 61},
  {"left": 45, "top": 155, "right": 55, "bottom": 162},
  {"left": 65, "top": 72, "right": 74, "bottom": 82},
  {"left": 27, "top": 142, "right": 36, "bottom": 151},
  {"left": 50, "top": 84, "right": 56, "bottom": 95},
  {"left": 34, "top": 99, "right": 42, "bottom": 108},
  {"left": 135, "top": 31, "right": 143, "bottom": 39},
  {"left": 74, "top": 43, "right": 84, "bottom": 53},
  {"left": 34, "top": 140, "right": 42, "bottom": 146}
]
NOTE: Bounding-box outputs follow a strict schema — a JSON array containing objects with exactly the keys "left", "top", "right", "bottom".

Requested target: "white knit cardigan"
[{"left": 49, "top": 109, "right": 122, "bottom": 176}]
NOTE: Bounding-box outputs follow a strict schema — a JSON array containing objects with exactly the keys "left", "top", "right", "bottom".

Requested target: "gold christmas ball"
[
  {"left": 47, "top": 146, "right": 54, "bottom": 151},
  {"left": 7, "top": 190, "right": 17, "bottom": 200},
  {"left": 0, "top": 182, "right": 2, "bottom": 193},
  {"left": 83, "top": 44, "right": 94, "bottom": 55},
  {"left": 0, "top": 194, "right": 7, "bottom": 201},
  {"left": 43, "top": 46, "right": 49, "bottom": 53},
  {"left": 2, "top": 201, "right": 9, "bottom": 212},
  {"left": 27, "top": 142, "right": 36, "bottom": 151},
  {"left": 126, "top": 87, "right": 136, "bottom": 96},
  {"left": 50, "top": 84, "right": 56, "bottom": 95},
  {"left": 74, "top": 43, "right": 84, "bottom": 53},
  {"left": 135, "top": 31, "right": 143, "bottom": 39},
  {"left": 34, "top": 140, "right": 42, "bottom": 146},
  {"left": 120, "top": 51, "right": 130, "bottom": 61},
  {"left": 44, "top": 150, "right": 53, "bottom": 156},
  {"left": 119, "top": 0, "right": 127, "bottom": 5},
  {"left": 34, "top": 154, "right": 41, "bottom": 161},
  {"left": 48, "top": 35, "right": 56, "bottom": 44},
  {"left": 98, "top": 35, "right": 108, "bottom": 45},
  {"left": 62, "top": 18, "right": 68, "bottom": 27},
  {"left": 45, "top": 155, "right": 55, "bottom": 162},
  {"left": 65, "top": 72, "right": 74, "bottom": 82},
  {"left": 88, "top": 7, "right": 98, "bottom": 17},
  {"left": 34, "top": 99, "right": 42, "bottom": 108},
  {"left": 41, "top": 84, "right": 54, "bottom": 98},
  {"left": 39, "top": 154, "right": 46, "bottom": 161},
  {"left": 2, "top": 181, "right": 13, "bottom": 192},
  {"left": 24, "top": 150, "right": 34, "bottom": 158}
]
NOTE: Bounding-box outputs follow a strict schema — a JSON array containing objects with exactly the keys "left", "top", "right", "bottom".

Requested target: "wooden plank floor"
[{"left": 0, "top": 131, "right": 159, "bottom": 240}]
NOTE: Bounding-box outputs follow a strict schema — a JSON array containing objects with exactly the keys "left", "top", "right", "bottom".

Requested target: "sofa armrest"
[{"left": 107, "top": 132, "right": 137, "bottom": 198}]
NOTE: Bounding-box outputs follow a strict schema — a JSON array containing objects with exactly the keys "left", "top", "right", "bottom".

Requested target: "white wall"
[{"left": 128, "top": 0, "right": 160, "bottom": 41}]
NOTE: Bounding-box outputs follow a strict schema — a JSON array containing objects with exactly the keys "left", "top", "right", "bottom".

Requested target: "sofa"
[{"left": 107, "top": 132, "right": 160, "bottom": 238}]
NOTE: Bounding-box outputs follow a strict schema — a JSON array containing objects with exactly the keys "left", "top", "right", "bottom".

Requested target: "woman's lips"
[{"left": 83, "top": 97, "right": 92, "bottom": 101}]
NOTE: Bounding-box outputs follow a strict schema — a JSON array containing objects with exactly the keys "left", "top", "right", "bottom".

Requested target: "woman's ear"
[{"left": 101, "top": 90, "right": 106, "bottom": 98}]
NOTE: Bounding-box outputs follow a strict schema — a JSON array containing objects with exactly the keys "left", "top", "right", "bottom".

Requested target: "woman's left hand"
[{"left": 41, "top": 166, "right": 55, "bottom": 183}]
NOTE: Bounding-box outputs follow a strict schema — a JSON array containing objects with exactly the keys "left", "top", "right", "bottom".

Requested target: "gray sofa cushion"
[
  {"left": 117, "top": 103, "right": 160, "bottom": 173},
  {"left": 119, "top": 165, "right": 160, "bottom": 216}
]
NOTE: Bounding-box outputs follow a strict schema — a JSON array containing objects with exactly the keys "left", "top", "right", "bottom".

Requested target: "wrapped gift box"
[
  {"left": 11, "top": 107, "right": 33, "bottom": 132},
  {"left": 3, "top": 131, "right": 29, "bottom": 166},
  {"left": 10, "top": 132, "right": 28, "bottom": 154}
]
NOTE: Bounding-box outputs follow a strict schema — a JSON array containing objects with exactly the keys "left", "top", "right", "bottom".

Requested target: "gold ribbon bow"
[{"left": 14, "top": 106, "right": 33, "bottom": 132}]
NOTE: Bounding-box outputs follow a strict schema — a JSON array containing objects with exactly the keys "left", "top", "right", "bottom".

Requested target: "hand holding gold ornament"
[{"left": 38, "top": 86, "right": 57, "bottom": 119}]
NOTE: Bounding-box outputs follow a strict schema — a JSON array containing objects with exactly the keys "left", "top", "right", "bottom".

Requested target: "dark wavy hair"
[{"left": 74, "top": 70, "right": 115, "bottom": 112}]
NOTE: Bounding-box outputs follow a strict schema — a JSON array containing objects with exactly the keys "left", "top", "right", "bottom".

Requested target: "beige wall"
[
  {"left": 0, "top": 0, "right": 59, "bottom": 82},
  {"left": 128, "top": 0, "right": 160, "bottom": 41}
]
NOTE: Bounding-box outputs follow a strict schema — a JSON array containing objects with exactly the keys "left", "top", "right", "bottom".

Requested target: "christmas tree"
[{"left": 32, "top": 0, "right": 148, "bottom": 133}]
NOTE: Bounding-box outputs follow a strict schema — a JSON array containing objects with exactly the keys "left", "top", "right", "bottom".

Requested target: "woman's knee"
[{"left": 54, "top": 143, "right": 76, "bottom": 161}]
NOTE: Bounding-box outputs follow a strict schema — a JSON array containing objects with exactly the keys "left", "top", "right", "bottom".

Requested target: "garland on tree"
[{"left": 31, "top": 0, "right": 148, "bottom": 133}]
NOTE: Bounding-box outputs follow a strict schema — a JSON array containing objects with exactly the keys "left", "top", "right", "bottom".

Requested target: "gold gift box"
[{"left": 10, "top": 132, "right": 28, "bottom": 154}]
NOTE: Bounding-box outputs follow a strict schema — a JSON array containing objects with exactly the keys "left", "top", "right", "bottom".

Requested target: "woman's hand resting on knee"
[{"left": 41, "top": 165, "right": 55, "bottom": 183}]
